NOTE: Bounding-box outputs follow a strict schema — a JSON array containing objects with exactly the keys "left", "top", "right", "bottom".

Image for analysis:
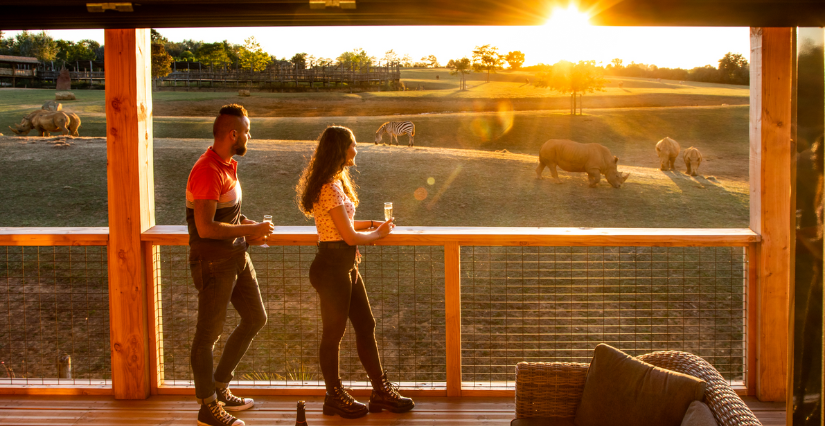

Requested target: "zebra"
[{"left": 375, "top": 121, "right": 415, "bottom": 147}]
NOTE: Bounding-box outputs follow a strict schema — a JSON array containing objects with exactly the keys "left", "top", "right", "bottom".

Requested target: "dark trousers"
[
  {"left": 309, "top": 245, "right": 383, "bottom": 391},
  {"left": 189, "top": 250, "right": 267, "bottom": 403}
]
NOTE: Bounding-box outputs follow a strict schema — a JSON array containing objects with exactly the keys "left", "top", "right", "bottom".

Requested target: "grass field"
[
  {"left": 0, "top": 137, "right": 748, "bottom": 228},
  {"left": 0, "top": 70, "right": 750, "bottom": 228}
]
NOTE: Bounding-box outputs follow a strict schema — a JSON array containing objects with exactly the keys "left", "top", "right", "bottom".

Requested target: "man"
[{"left": 186, "top": 104, "right": 273, "bottom": 426}]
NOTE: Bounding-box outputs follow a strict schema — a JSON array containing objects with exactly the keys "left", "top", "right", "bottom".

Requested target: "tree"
[
  {"left": 198, "top": 42, "right": 231, "bottom": 68},
  {"left": 611, "top": 58, "right": 623, "bottom": 69},
  {"left": 238, "top": 36, "right": 271, "bottom": 72},
  {"left": 177, "top": 50, "right": 196, "bottom": 62},
  {"left": 533, "top": 60, "right": 607, "bottom": 115},
  {"left": 446, "top": 59, "right": 456, "bottom": 69},
  {"left": 336, "top": 48, "right": 374, "bottom": 71},
  {"left": 718, "top": 52, "right": 749, "bottom": 84},
  {"left": 382, "top": 49, "right": 399, "bottom": 65},
  {"left": 290, "top": 52, "right": 308, "bottom": 68},
  {"left": 55, "top": 39, "right": 99, "bottom": 66},
  {"left": 150, "top": 29, "right": 168, "bottom": 44},
  {"left": 472, "top": 44, "right": 504, "bottom": 82},
  {"left": 14, "top": 31, "right": 58, "bottom": 62},
  {"left": 450, "top": 57, "right": 472, "bottom": 91},
  {"left": 505, "top": 51, "right": 525, "bottom": 70},
  {"left": 401, "top": 54, "right": 413, "bottom": 67},
  {"left": 151, "top": 43, "right": 173, "bottom": 91},
  {"left": 421, "top": 54, "right": 439, "bottom": 68}
]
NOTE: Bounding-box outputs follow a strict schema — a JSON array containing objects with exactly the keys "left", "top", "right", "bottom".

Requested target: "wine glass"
[
  {"left": 261, "top": 214, "right": 272, "bottom": 248},
  {"left": 384, "top": 202, "right": 393, "bottom": 223}
]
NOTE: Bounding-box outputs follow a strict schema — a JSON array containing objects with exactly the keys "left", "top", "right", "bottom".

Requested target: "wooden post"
[
  {"left": 444, "top": 242, "right": 462, "bottom": 396},
  {"left": 749, "top": 27, "right": 792, "bottom": 402},
  {"left": 104, "top": 28, "right": 154, "bottom": 400}
]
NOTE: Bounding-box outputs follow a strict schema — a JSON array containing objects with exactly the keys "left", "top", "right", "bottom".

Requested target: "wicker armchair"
[{"left": 515, "top": 351, "right": 762, "bottom": 426}]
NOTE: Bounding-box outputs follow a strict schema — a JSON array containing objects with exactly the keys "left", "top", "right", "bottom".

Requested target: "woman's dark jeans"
[
  {"left": 189, "top": 250, "right": 267, "bottom": 403},
  {"left": 309, "top": 244, "right": 383, "bottom": 391}
]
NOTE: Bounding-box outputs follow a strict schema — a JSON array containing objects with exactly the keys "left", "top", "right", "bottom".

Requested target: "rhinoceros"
[
  {"left": 42, "top": 100, "right": 62, "bottom": 111},
  {"left": 655, "top": 136, "right": 681, "bottom": 171},
  {"left": 536, "top": 139, "right": 630, "bottom": 188},
  {"left": 8, "top": 110, "right": 71, "bottom": 137},
  {"left": 683, "top": 147, "right": 703, "bottom": 176}
]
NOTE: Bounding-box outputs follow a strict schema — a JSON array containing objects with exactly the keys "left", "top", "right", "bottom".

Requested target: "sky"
[{"left": 4, "top": 25, "right": 749, "bottom": 69}]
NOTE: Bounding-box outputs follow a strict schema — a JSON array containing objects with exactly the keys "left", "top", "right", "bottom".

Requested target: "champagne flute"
[
  {"left": 384, "top": 202, "right": 393, "bottom": 223},
  {"left": 261, "top": 214, "right": 272, "bottom": 248}
]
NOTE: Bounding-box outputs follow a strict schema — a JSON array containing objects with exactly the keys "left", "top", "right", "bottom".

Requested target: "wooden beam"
[
  {"left": 749, "top": 27, "right": 793, "bottom": 402},
  {"left": 444, "top": 242, "right": 462, "bottom": 397},
  {"left": 105, "top": 28, "right": 154, "bottom": 400},
  {"left": 0, "top": 227, "right": 108, "bottom": 246},
  {"left": 141, "top": 225, "right": 760, "bottom": 247}
]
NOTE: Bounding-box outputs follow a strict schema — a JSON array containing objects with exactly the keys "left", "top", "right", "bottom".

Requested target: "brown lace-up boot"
[
  {"left": 322, "top": 381, "right": 369, "bottom": 419},
  {"left": 368, "top": 370, "right": 415, "bottom": 413}
]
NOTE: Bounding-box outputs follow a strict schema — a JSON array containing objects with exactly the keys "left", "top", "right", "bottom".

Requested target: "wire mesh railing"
[
  {"left": 155, "top": 244, "right": 446, "bottom": 389},
  {"left": 0, "top": 246, "right": 110, "bottom": 385},
  {"left": 460, "top": 246, "right": 748, "bottom": 389}
]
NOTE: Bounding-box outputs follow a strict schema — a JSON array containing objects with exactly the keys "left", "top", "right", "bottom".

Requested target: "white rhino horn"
[{"left": 621, "top": 172, "right": 630, "bottom": 183}]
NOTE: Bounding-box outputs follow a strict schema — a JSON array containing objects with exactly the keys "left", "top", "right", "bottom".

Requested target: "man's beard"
[{"left": 234, "top": 140, "right": 247, "bottom": 156}]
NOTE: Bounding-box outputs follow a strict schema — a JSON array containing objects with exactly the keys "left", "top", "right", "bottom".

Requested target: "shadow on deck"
[{"left": 0, "top": 395, "right": 785, "bottom": 425}]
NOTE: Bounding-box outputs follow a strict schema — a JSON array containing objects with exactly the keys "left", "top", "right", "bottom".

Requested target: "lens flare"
[
  {"left": 414, "top": 187, "right": 428, "bottom": 201},
  {"left": 464, "top": 100, "right": 515, "bottom": 144},
  {"left": 427, "top": 177, "right": 435, "bottom": 185}
]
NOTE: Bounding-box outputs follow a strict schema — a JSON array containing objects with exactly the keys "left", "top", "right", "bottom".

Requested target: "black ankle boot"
[
  {"left": 369, "top": 370, "right": 415, "bottom": 413},
  {"left": 323, "top": 382, "right": 368, "bottom": 419}
]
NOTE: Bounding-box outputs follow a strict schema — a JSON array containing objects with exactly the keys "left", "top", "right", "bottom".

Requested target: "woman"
[{"left": 295, "top": 126, "right": 415, "bottom": 419}]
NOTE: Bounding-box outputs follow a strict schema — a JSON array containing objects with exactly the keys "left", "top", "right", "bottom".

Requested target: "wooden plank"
[
  {"left": 444, "top": 242, "right": 462, "bottom": 397},
  {"left": 749, "top": 27, "right": 792, "bottom": 402},
  {"left": 0, "top": 395, "right": 783, "bottom": 425},
  {"left": 747, "top": 243, "right": 759, "bottom": 396},
  {"left": 0, "top": 387, "right": 113, "bottom": 396},
  {"left": 105, "top": 28, "right": 154, "bottom": 400},
  {"left": 0, "top": 227, "right": 108, "bottom": 246},
  {"left": 155, "top": 387, "right": 448, "bottom": 397},
  {"left": 141, "top": 225, "right": 760, "bottom": 247},
  {"left": 144, "top": 242, "right": 163, "bottom": 395}
]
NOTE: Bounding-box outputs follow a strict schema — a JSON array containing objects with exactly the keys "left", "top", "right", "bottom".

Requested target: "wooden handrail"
[
  {"left": 141, "top": 225, "right": 760, "bottom": 247},
  {"left": 0, "top": 227, "right": 109, "bottom": 246}
]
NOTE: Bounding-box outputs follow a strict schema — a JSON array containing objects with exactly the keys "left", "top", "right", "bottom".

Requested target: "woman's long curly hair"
[{"left": 296, "top": 126, "right": 359, "bottom": 217}]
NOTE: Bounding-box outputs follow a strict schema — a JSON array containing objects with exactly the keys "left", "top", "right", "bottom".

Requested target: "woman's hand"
[{"left": 376, "top": 218, "right": 395, "bottom": 239}]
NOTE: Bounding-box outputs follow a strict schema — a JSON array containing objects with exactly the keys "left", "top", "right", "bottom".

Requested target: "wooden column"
[
  {"left": 444, "top": 242, "right": 462, "bottom": 396},
  {"left": 749, "top": 27, "right": 792, "bottom": 402},
  {"left": 105, "top": 28, "right": 155, "bottom": 400}
]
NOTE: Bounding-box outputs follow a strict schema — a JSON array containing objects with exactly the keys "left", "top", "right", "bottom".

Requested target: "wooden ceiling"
[{"left": 0, "top": 0, "right": 823, "bottom": 29}]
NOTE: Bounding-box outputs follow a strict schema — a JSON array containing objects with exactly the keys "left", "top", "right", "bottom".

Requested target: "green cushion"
[
  {"left": 574, "top": 344, "right": 706, "bottom": 426},
  {"left": 681, "top": 401, "right": 717, "bottom": 426},
  {"left": 511, "top": 417, "right": 577, "bottom": 426}
]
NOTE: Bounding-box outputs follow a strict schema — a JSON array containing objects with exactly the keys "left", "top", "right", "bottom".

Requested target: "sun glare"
[{"left": 545, "top": 6, "right": 591, "bottom": 31}]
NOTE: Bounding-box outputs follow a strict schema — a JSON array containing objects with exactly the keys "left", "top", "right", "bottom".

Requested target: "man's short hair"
[{"left": 213, "top": 104, "right": 248, "bottom": 137}]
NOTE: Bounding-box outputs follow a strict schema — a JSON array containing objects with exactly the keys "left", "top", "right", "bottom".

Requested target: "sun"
[{"left": 545, "top": 5, "right": 591, "bottom": 31}]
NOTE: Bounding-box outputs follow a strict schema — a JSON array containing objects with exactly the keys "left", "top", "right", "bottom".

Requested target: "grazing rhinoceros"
[
  {"left": 655, "top": 136, "right": 681, "bottom": 171},
  {"left": 8, "top": 110, "right": 71, "bottom": 136},
  {"left": 683, "top": 147, "right": 703, "bottom": 176},
  {"left": 536, "top": 139, "right": 630, "bottom": 188}
]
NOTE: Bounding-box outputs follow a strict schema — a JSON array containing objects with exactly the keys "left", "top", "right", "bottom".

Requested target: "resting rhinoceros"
[
  {"left": 536, "top": 139, "right": 630, "bottom": 188},
  {"left": 683, "top": 147, "right": 703, "bottom": 176},
  {"left": 8, "top": 110, "right": 71, "bottom": 136},
  {"left": 655, "top": 136, "right": 681, "bottom": 171},
  {"left": 42, "top": 100, "right": 62, "bottom": 111}
]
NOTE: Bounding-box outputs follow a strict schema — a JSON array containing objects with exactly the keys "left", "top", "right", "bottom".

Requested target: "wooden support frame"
[
  {"left": 104, "top": 28, "right": 155, "bottom": 400},
  {"left": 749, "top": 27, "right": 793, "bottom": 402}
]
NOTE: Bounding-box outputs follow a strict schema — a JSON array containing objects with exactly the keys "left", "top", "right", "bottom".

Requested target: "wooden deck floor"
[{"left": 0, "top": 395, "right": 786, "bottom": 425}]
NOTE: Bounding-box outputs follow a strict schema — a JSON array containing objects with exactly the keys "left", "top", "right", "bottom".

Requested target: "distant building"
[{"left": 0, "top": 55, "right": 39, "bottom": 87}]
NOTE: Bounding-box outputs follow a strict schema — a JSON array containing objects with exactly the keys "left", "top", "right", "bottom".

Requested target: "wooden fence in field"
[{"left": 157, "top": 62, "right": 402, "bottom": 90}]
